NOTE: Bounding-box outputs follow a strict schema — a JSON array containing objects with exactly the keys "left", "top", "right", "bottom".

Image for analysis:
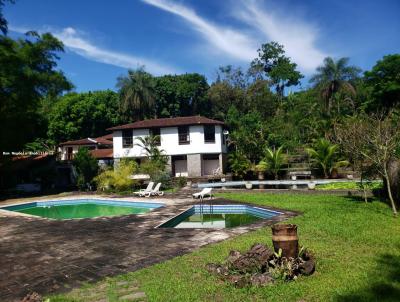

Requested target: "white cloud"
[
  {"left": 142, "top": 0, "right": 328, "bottom": 73},
  {"left": 235, "top": 0, "right": 328, "bottom": 73},
  {"left": 10, "top": 26, "right": 178, "bottom": 75},
  {"left": 141, "top": 0, "right": 257, "bottom": 61}
]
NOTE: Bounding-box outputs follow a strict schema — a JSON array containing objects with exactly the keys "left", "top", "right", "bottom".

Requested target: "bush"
[
  {"left": 72, "top": 148, "right": 99, "bottom": 190},
  {"left": 94, "top": 159, "right": 138, "bottom": 192}
]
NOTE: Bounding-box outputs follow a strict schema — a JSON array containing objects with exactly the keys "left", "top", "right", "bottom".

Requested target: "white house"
[
  {"left": 107, "top": 116, "right": 228, "bottom": 178},
  {"left": 58, "top": 134, "right": 113, "bottom": 164}
]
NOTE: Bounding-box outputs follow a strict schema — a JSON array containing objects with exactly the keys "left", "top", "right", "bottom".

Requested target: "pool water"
[
  {"left": 2, "top": 199, "right": 163, "bottom": 220},
  {"left": 159, "top": 204, "right": 280, "bottom": 229},
  {"left": 175, "top": 213, "right": 261, "bottom": 228}
]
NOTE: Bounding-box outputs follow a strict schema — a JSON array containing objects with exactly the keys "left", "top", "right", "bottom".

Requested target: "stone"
[
  {"left": 226, "top": 274, "right": 249, "bottom": 288},
  {"left": 247, "top": 243, "right": 274, "bottom": 265},
  {"left": 21, "top": 292, "right": 43, "bottom": 302},
  {"left": 299, "top": 259, "right": 315, "bottom": 276},
  {"left": 206, "top": 263, "right": 229, "bottom": 276},
  {"left": 119, "top": 291, "right": 146, "bottom": 300},
  {"left": 250, "top": 273, "right": 274, "bottom": 286},
  {"left": 229, "top": 254, "right": 261, "bottom": 274},
  {"left": 226, "top": 250, "right": 242, "bottom": 264}
]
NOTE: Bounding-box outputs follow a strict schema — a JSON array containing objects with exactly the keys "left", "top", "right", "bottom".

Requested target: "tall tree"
[
  {"left": 47, "top": 90, "right": 121, "bottom": 144},
  {"left": 0, "top": 31, "right": 72, "bottom": 151},
  {"left": 154, "top": 73, "right": 209, "bottom": 117},
  {"left": 364, "top": 54, "right": 400, "bottom": 111},
  {"left": 310, "top": 57, "right": 361, "bottom": 115},
  {"left": 117, "top": 68, "right": 156, "bottom": 121},
  {"left": 251, "top": 42, "right": 303, "bottom": 98}
]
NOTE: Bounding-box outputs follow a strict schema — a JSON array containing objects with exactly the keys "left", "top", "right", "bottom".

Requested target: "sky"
[{"left": 4, "top": 0, "right": 400, "bottom": 92}]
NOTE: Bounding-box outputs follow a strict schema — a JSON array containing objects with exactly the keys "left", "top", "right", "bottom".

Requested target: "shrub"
[
  {"left": 72, "top": 148, "right": 99, "bottom": 190},
  {"left": 94, "top": 159, "right": 138, "bottom": 192}
]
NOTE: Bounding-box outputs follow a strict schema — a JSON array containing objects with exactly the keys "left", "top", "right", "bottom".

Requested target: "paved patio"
[{"left": 0, "top": 196, "right": 296, "bottom": 301}]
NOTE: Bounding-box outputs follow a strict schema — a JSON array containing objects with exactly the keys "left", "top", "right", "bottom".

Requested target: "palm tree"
[
  {"left": 134, "top": 135, "right": 166, "bottom": 162},
  {"left": 310, "top": 57, "right": 361, "bottom": 115},
  {"left": 263, "top": 146, "right": 287, "bottom": 180},
  {"left": 117, "top": 67, "right": 156, "bottom": 121},
  {"left": 306, "top": 139, "right": 349, "bottom": 178}
]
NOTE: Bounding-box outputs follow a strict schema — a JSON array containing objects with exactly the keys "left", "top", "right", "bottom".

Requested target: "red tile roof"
[
  {"left": 107, "top": 116, "right": 224, "bottom": 131},
  {"left": 59, "top": 136, "right": 112, "bottom": 146},
  {"left": 90, "top": 148, "right": 113, "bottom": 159}
]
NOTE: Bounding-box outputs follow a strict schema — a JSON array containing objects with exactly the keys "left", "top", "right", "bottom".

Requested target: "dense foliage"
[{"left": 72, "top": 148, "right": 99, "bottom": 190}]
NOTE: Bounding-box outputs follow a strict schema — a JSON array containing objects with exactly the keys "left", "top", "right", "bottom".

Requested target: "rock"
[
  {"left": 206, "top": 263, "right": 229, "bottom": 276},
  {"left": 229, "top": 254, "right": 261, "bottom": 274},
  {"left": 250, "top": 273, "right": 274, "bottom": 286},
  {"left": 247, "top": 243, "right": 274, "bottom": 265},
  {"left": 299, "top": 259, "right": 315, "bottom": 276},
  {"left": 226, "top": 274, "right": 249, "bottom": 288},
  {"left": 21, "top": 292, "right": 43, "bottom": 302},
  {"left": 226, "top": 250, "right": 242, "bottom": 264}
]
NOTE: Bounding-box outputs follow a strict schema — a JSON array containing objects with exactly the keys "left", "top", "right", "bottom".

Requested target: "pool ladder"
[{"left": 199, "top": 195, "right": 213, "bottom": 216}]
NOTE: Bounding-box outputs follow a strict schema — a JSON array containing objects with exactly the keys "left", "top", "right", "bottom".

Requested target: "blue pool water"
[{"left": 158, "top": 205, "right": 280, "bottom": 228}]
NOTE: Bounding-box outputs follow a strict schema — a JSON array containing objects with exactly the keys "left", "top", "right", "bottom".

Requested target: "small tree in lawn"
[
  {"left": 73, "top": 148, "right": 99, "bottom": 190},
  {"left": 335, "top": 113, "right": 400, "bottom": 216}
]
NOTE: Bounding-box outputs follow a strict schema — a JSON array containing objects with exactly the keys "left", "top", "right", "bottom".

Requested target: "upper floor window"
[
  {"left": 150, "top": 128, "right": 161, "bottom": 146},
  {"left": 178, "top": 126, "right": 190, "bottom": 145},
  {"left": 204, "top": 125, "right": 215, "bottom": 143},
  {"left": 122, "top": 129, "right": 133, "bottom": 148}
]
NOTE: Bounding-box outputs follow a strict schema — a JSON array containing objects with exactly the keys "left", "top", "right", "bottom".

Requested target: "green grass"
[
  {"left": 49, "top": 193, "right": 400, "bottom": 302},
  {"left": 316, "top": 181, "right": 382, "bottom": 190}
]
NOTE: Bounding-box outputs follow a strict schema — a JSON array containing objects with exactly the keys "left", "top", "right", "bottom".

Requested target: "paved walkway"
[{"left": 0, "top": 197, "right": 296, "bottom": 301}]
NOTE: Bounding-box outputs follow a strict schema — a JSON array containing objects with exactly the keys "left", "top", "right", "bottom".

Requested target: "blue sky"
[{"left": 5, "top": 0, "right": 400, "bottom": 92}]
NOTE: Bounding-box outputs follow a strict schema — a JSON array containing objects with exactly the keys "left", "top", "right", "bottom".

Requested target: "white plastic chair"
[
  {"left": 134, "top": 181, "right": 154, "bottom": 196},
  {"left": 145, "top": 182, "right": 164, "bottom": 197},
  {"left": 192, "top": 187, "right": 213, "bottom": 199}
]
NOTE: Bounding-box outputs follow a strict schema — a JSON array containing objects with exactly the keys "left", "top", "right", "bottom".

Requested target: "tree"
[
  {"left": 134, "top": 135, "right": 167, "bottom": 166},
  {"left": 251, "top": 42, "right": 303, "bottom": 98},
  {"left": 310, "top": 57, "right": 361, "bottom": 115},
  {"left": 47, "top": 90, "right": 121, "bottom": 144},
  {"left": 73, "top": 148, "right": 99, "bottom": 190},
  {"left": 364, "top": 54, "right": 400, "bottom": 111},
  {"left": 263, "top": 146, "right": 287, "bottom": 180},
  {"left": 228, "top": 151, "right": 251, "bottom": 179},
  {"left": 0, "top": 31, "right": 72, "bottom": 152},
  {"left": 117, "top": 67, "right": 156, "bottom": 121},
  {"left": 335, "top": 114, "right": 400, "bottom": 216},
  {"left": 226, "top": 107, "right": 267, "bottom": 164},
  {"left": 306, "top": 138, "right": 349, "bottom": 178},
  {"left": 154, "top": 73, "right": 210, "bottom": 117}
]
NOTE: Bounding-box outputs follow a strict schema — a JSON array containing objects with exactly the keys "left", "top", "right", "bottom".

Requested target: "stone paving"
[{"left": 0, "top": 196, "right": 297, "bottom": 301}]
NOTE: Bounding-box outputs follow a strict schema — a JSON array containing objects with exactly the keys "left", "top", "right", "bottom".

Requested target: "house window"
[
  {"left": 122, "top": 129, "right": 133, "bottom": 148},
  {"left": 178, "top": 126, "right": 190, "bottom": 145},
  {"left": 66, "top": 147, "right": 73, "bottom": 160},
  {"left": 204, "top": 125, "right": 215, "bottom": 143},
  {"left": 150, "top": 128, "right": 161, "bottom": 146}
]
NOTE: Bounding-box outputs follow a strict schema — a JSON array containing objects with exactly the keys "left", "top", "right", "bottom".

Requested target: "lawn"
[{"left": 49, "top": 193, "right": 400, "bottom": 302}]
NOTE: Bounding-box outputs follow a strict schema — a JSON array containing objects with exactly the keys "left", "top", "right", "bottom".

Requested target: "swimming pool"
[
  {"left": 1, "top": 199, "right": 164, "bottom": 220},
  {"left": 158, "top": 204, "right": 281, "bottom": 228}
]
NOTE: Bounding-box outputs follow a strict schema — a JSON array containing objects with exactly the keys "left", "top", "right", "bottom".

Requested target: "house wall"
[
  {"left": 113, "top": 125, "right": 226, "bottom": 158},
  {"left": 59, "top": 145, "right": 92, "bottom": 160}
]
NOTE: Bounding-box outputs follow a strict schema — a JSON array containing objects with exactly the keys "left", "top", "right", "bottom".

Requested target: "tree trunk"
[
  {"left": 384, "top": 166, "right": 398, "bottom": 216},
  {"left": 388, "top": 159, "right": 400, "bottom": 204}
]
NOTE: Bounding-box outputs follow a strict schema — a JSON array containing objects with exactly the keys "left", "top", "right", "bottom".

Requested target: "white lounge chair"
[
  {"left": 134, "top": 181, "right": 154, "bottom": 196},
  {"left": 145, "top": 182, "right": 164, "bottom": 197},
  {"left": 193, "top": 187, "right": 213, "bottom": 199}
]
